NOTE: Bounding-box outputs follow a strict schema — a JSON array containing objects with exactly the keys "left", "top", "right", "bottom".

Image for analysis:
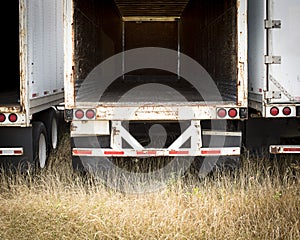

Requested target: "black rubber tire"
[
  {"left": 32, "top": 121, "right": 48, "bottom": 170},
  {"left": 40, "top": 108, "right": 59, "bottom": 151}
]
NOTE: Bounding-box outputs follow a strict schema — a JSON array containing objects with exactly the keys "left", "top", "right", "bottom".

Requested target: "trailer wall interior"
[{"left": 68, "top": 0, "right": 247, "bottom": 106}]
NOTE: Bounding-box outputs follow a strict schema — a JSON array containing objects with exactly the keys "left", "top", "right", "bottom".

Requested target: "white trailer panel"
[
  {"left": 267, "top": 0, "right": 300, "bottom": 103},
  {"left": 249, "top": 0, "right": 300, "bottom": 115},
  {"left": 26, "top": 0, "right": 64, "bottom": 114}
]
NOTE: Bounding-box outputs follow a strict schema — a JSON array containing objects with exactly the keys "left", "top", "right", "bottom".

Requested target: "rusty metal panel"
[
  {"left": 180, "top": 0, "right": 247, "bottom": 106},
  {"left": 64, "top": 0, "right": 75, "bottom": 109},
  {"left": 71, "top": 120, "right": 110, "bottom": 137},
  {"left": 70, "top": 0, "right": 123, "bottom": 108},
  {"left": 90, "top": 103, "right": 241, "bottom": 121},
  {"left": 73, "top": 0, "right": 122, "bottom": 81},
  {"left": 181, "top": 0, "right": 237, "bottom": 101},
  {"left": 236, "top": 0, "right": 248, "bottom": 107},
  {"left": 73, "top": 0, "right": 102, "bottom": 81}
]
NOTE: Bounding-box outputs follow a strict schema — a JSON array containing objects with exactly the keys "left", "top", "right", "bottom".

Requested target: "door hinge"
[
  {"left": 265, "top": 55, "right": 281, "bottom": 64},
  {"left": 265, "top": 19, "right": 281, "bottom": 29}
]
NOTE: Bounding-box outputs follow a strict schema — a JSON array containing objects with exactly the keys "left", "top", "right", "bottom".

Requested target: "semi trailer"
[
  {"left": 62, "top": 0, "right": 248, "bottom": 172},
  {"left": 3, "top": 0, "right": 298, "bottom": 174},
  {"left": 247, "top": 0, "right": 300, "bottom": 154},
  {"left": 0, "top": 0, "right": 65, "bottom": 170}
]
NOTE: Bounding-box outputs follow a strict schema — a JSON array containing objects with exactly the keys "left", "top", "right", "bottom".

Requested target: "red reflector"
[
  {"left": 201, "top": 149, "right": 221, "bottom": 155},
  {"left": 137, "top": 150, "right": 157, "bottom": 155},
  {"left": 73, "top": 149, "right": 92, "bottom": 155},
  {"left": 75, "top": 109, "right": 84, "bottom": 119},
  {"left": 0, "top": 113, "right": 6, "bottom": 122},
  {"left": 270, "top": 107, "right": 279, "bottom": 116},
  {"left": 283, "top": 148, "right": 300, "bottom": 152},
  {"left": 14, "top": 150, "right": 23, "bottom": 155},
  {"left": 228, "top": 108, "right": 238, "bottom": 118},
  {"left": 169, "top": 150, "right": 189, "bottom": 155},
  {"left": 9, "top": 113, "right": 17, "bottom": 122},
  {"left": 86, "top": 109, "right": 95, "bottom": 119},
  {"left": 104, "top": 151, "right": 124, "bottom": 155},
  {"left": 217, "top": 108, "right": 227, "bottom": 118},
  {"left": 282, "top": 107, "right": 291, "bottom": 116},
  {"left": 0, "top": 150, "right": 2, "bottom": 154}
]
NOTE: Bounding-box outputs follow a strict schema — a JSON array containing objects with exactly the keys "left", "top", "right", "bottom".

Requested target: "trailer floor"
[{"left": 76, "top": 76, "right": 235, "bottom": 103}]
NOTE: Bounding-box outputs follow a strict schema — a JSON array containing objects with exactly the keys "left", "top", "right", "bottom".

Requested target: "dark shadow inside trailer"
[
  {"left": 79, "top": 0, "right": 238, "bottom": 103},
  {"left": 0, "top": 1, "right": 20, "bottom": 105}
]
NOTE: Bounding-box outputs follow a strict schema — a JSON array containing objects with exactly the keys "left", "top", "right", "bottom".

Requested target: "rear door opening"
[{"left": 71, "top": 0, "right": 244, "bottom": 105}]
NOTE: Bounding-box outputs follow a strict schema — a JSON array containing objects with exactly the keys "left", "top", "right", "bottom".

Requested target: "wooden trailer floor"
[{"left": 76, "top": 76, "right": 236, "bottom": 103}]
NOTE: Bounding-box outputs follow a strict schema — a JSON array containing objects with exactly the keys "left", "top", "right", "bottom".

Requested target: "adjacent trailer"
[
  {"left": 248, "top": 0, "right": 300, "bottom": 154},
  {"left": 0, "top": 0, "right": 65, "bottom": 170},
  {"left": 63, "top": 0, "right": 248, "bottom": 171}
]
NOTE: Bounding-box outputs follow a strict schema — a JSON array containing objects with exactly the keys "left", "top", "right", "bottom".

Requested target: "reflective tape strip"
[
  {"left": 104, "top": 151, "right": 124, "bottom": 155},
  {"left": 169, "top": 150, "right": 190, "bottom": 155},
  {"left": 72, "top": 147, "right": 240, "bottom": 157},
  {"left": 0, "top": 148, "right": 24, "bottom": 156},
  {"left": 72, "top": 149, "right": 93, "bottom": 155},
  {"left": 137, "top": 150, "right": 157, "bottom": 155},
  {"left": 200, "top": 147, "right": 240, "bottom": 156},
  {"left": 270, "top": 145, "right": 300, "bottom": 154}
]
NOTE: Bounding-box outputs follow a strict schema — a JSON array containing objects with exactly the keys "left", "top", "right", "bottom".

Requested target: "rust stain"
[
  {"left": 0, "top": 106, "right": 22, "bottom": 112},
  {"left": 236, "top": 0, "right": 241, "bottom": 9},
  {"left": 112, "top": 126, "right": 120, "bottom": 137}
]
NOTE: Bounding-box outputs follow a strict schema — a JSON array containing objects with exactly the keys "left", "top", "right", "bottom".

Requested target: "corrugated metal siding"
[{"left": 114, "top": 0, "right": 189, "bottom": 17}]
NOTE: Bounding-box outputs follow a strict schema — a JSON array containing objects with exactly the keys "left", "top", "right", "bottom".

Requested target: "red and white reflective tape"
[
  {"left": 270, "top": 145, "right": 300, "bottom": 154},
  {"left": 72, "top": 148, "right": 192, "bottom": 157},
  {"left": 0, "top": 148, "right": 24, "bottom": 156},
  {"left": 200, "top": 147, "right": 240, "bottom": 156},
  {"left": 72, "top": 147, "right": 240, "bottom": 157}
]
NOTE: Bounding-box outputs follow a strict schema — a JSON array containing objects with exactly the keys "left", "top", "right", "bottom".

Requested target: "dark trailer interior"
[
  {"left": 74, "top": 0, "right": 238, "bottom": 103},
  {"left": 3, "top": 0, "right": 239, "bottom": 105},
  {"left": 0, "top": 1, "right": 20, "bottom": 105}
]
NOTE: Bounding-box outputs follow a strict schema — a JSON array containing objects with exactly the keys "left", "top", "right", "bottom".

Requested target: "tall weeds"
[{"left": 0, "top": 133, "right": 299, "bottom": 240}]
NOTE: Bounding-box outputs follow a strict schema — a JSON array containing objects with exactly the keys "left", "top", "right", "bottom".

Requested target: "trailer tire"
[
  {"left": 40, "top": 108, "right": 59, "bottom": 151},
  {"left": 33, "top": 121, "right": 48, "bottom": 170}
]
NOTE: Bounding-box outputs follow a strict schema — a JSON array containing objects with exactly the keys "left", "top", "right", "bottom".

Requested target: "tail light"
[
  {"left": 228, "top": 108, "right": 238, "bottom": 118},
  {"left": 0, "top": 113, "right": 5, "bottom": 122},
  {"left": 75, "top": 109, "right": 84, "bottom": 119},
  {"left": 8, "top": 113, "right": 17, "bottom": 122},
  {"left": 282, "top": 107, "right": 291, "bottom": 116},
  {"left": 270, "top": 107, "right": 279, "bottom": 116},
  {"left": 217, "top": 108, "right": 227, "bottom": 118},
  {"left": 86, "top": 109, "right": 95, "bottom": 119}
]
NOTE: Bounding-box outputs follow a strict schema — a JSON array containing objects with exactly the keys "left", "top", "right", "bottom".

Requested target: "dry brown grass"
[{"left": 0, "top": 133, "right": 299, "bottom": 240}]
